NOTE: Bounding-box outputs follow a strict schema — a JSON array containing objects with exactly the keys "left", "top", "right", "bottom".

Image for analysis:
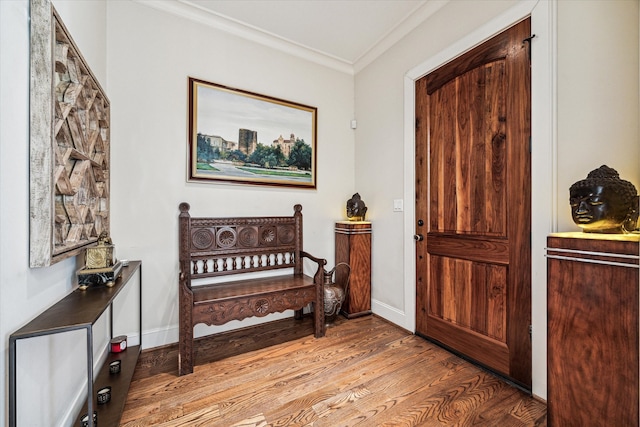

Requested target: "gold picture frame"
[{"left": 188, "top": 77, "right": 317, "bottom": 188}]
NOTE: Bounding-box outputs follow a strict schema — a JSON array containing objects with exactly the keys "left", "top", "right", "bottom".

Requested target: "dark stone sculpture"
[
  {"left": 569, "top": 165, "right": 639, "bottom": 233},
  {"left": 346, "top": 193, "right": 367, "bottom": 221}
]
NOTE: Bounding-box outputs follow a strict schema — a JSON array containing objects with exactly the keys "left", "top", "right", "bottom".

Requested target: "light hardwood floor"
[{"left": 121, "top": 315, "right": 546, "bottom": 426}]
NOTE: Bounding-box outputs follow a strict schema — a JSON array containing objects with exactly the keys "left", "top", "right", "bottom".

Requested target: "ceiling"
[{"left": 141, "top": 0, "right": 447, "bottom": 73}]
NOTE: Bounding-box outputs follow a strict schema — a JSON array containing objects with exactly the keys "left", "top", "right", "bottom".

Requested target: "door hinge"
[
  {"left": 523, "top": 34, "right": 536, "bottom": 61},
  {"left": 416, "top": 118, "right": 420, "bottom": 131},
  {"left": 529, "top": 325, "right": 532, "bottom": 336},
  {"left": 529, "top": 136, "right": 532, "bottom": 153}
]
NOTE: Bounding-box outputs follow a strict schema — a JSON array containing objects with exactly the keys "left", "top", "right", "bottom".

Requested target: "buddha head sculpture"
[
  {"left": 569, "top": 165, "right": 639, "bottom": 233},
  {"left": 346, "top": 193, "right": 367, "bottom": 221}
]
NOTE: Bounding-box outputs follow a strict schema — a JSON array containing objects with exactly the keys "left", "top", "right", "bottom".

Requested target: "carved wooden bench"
[{"left": 178, "top": 202, "right": 326, "bottom": 375}]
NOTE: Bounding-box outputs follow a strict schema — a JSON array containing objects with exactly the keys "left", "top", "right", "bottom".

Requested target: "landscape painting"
[{"left": 188, "top": 77, "right": 317, "bottom": 188}]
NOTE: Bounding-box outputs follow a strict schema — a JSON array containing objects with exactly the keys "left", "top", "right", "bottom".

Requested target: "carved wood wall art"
[{"left": 30, "top": 0, "right": 110, "bottom": 267}]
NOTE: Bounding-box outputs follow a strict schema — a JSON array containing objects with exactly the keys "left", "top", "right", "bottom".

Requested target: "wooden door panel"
[
  {"left": 428, "top": 255, "right": 507, "bottom": 342},
  {"left": 483, "top": 62, "right": 508, "bottom": 236},
  {"left": 425, "top": 23, "right": 516, "bottom": 95},
  {"left": 429, "top": 82, "right": 457, "bottom": 233},
  {"left": 416, "top": 18, "right": 531, "bottom": 388},
  {"left": 429, "top": 63, "right": 507, "bottom": 237},
  {"left": 426, "top": 316, "right": 510, "bottom": 375},
  {"left": 426, "top": 234, "right": 509, "bottom": 265}
]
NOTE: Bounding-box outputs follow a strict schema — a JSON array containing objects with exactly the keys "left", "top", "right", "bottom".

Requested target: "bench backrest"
[{"left": 179, "top": 203, "right": 304, "bottom": 283}]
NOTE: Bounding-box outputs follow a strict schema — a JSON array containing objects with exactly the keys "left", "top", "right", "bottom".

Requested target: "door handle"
[{"left": 414, "top": 234, "right": 424, "bottom": 241}]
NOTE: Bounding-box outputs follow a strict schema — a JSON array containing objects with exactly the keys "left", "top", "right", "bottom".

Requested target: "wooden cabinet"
[
  {"left": 9, "top": 261, "right": 142, "bottom": 427},
  {"left": 335, "top": 221, "right": 372, "bottom": 318},
  {"left": 547, "top": 233, "right": 638, "bottom": 426}
]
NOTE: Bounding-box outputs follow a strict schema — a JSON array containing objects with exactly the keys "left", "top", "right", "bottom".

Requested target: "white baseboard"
[
  {"left": 371, "top": 299, "right": 411, "bottom": 332},
  {"left": 140, "top": 325, "right": 178, "bottom": 349}
]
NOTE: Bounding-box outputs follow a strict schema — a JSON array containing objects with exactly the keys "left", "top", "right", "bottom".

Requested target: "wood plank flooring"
[{"left": 121, "top": 315, "right": 546, "bottom": 426}]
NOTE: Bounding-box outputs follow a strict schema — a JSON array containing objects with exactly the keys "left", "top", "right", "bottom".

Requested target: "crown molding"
[
  {"left": 134, "top": 0, "right": 355, "bottom": 75},
  {"left": 353, "top": 0, "right": 450, "bottom": 74}
]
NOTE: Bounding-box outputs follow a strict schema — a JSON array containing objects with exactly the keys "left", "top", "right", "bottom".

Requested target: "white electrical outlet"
[{"left": 393, "top": 199, "right": 403, "bottom": 212}]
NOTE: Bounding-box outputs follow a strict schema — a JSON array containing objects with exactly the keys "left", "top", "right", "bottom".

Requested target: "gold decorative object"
[
  {"left": 77, "top": 232, "right": 121, "bottom": 290},
  {"left": 85, "top": 232, "right": 115, "bottom": 269}
]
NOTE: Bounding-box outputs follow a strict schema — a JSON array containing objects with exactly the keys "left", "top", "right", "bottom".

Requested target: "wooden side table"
[
  {"left": 547, "top": 232, "right": 639, "bottom": 426},
  {"left": 9, "top": 262, "right": 143, "bottom": 427},
  {"left": 335, "top": 221, "right": 372, "bottom": 318}
]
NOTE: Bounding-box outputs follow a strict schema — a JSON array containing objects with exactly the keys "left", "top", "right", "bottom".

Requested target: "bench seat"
[
  {"left": 178, "top": 203, "right": 326, "bottom": 375},
  {"left": 193, "top": 275, "right": 315, "bottom": 303}
]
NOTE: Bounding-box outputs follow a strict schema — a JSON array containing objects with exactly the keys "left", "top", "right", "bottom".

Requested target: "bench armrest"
[
  {"left": 300, "top": 251, "right": 327, "bottom": 283},
  {"left": 300, "top": 251, "right": 326, "bottom": 267}
]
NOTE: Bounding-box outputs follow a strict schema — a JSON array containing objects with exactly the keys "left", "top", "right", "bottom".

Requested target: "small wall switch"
[
  {"left": 350, "top": 120, "right": 357, "bottom": 129},
  {"left": 393, "top": 199, "right": 403, "bottom": 212}
]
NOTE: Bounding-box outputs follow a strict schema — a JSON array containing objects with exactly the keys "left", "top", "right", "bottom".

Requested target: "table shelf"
[
  {"left": 9, "top": 261, "right": 142, "bottom": 427},
  {"left": 74, "top": 345, "right": 140, "bottom": 426}
]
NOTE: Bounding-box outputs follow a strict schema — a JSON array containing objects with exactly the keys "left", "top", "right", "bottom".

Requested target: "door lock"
[{"left": 414, "top": 234, "right": 424, "bottom": 241}]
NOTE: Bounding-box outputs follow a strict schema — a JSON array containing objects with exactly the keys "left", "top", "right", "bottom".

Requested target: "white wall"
[
  {"left": 105, "top": 1, "right": 355, "bottom": 347},
  {"left": 557, "top": 0, "right": 639, "bottom": 230},
  {"left": 354, "top": 0, "right": 639, "bottom": 402},
  {"left": 0, "top": 1, "right": 109, "bottom": 425}
]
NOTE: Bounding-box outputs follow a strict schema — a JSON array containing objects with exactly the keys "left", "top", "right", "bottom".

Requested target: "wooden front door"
[{"left": 415, "top": 18, "right": 532, "bottom": 388}]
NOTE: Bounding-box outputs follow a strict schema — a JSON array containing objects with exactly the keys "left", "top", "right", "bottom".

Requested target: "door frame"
[{"left": 401, "top": 0, "right": 557, "bottom": 400}]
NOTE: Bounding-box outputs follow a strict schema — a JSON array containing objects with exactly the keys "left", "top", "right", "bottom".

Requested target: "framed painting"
[{"left": 188, "top": 77, "right": 317, "bottom": 188}]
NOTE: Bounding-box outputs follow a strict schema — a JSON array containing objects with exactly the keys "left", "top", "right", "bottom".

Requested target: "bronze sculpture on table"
[
  {"left": 346, "top": 193, "right": 367, "bottom": 221},
  {"left": 569, "top": 165, "right": 639, "bottom": 233}
]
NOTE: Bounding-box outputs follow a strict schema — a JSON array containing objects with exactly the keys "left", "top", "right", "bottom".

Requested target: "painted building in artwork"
[
  {"left": 200, "top": 134, "right": 238, "bottom": 152},
  {"left": 238, "top": 128, "right": 257, "bottom": 155},
  {"left": 202, "top": 130, "right": 299, "bottom": 159},
  {"left": 273, "top": 133, "right": 296, "bottom": 158}
]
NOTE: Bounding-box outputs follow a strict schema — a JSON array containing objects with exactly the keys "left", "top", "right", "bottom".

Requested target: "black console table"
[{"left": 9, "top": 261, "right": 142, "bottom": 427}]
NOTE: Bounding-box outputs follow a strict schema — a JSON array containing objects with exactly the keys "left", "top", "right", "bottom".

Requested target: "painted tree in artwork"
[
  {"left": 196, "top": 133, "right": 216, "bottom": 162},
  {"left": 226, "top": 150, "right": 247, "bottom": 163},
  {"left": 247, "top": 143, "right": 285, "bottom": 168},
  {"left": 287, "top": 139, "right": 312, "bottom": 170}
]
